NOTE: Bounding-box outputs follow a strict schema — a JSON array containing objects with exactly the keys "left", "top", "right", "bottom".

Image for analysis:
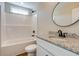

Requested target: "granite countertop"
[{"left": 36, "top": 35, "right": 79, "bottom": 55}]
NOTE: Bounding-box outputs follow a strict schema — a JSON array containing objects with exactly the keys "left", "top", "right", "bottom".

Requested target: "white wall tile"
[
  {"left": 6, "top": 13, "right": 32, "bottom": 26},
  {"left": 2, "top": 12, "right": 33, "bottom": 41}
]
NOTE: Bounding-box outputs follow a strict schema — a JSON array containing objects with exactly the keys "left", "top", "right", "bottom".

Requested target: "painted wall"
[{"left": 37, "top": 2, "right": 79, "bottom": 36}]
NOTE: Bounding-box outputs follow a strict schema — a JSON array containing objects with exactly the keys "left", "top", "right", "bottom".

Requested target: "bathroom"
[
  {"left": 0, "top": 2, "right": 79, "bottom": 56},
  {"left": 0, "top": 2, "right": 38, "bottom": 56}
]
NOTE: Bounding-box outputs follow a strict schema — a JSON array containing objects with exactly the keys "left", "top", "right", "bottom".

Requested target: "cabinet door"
[
  {"left": 37, "top": 38, "right": 78, "bottom": 56},
  {"left": 37, "top": 45, "right": 52, "bottom": 56}
]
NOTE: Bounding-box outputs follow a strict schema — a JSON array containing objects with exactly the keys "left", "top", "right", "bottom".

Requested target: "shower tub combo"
[{"left": 1, "top": 37, "right": 36, "bottom": 56}]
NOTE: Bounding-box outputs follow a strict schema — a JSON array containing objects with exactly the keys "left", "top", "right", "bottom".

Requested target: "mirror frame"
[{"left": 52, "top": 2, "right": 79, "bottom": 27}]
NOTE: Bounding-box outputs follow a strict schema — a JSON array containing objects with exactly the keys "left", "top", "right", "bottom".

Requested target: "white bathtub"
[{"left": 1, "top": 37, "right": 36, "bottom": 56}]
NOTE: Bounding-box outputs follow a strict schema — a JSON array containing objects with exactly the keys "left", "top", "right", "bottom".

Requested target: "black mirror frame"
[{"left": 52, "top": 2, "right": 79, "bottom": 27}]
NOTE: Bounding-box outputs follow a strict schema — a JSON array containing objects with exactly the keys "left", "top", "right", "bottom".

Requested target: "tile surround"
[{"left": 2, "top": 12, "right": 33, "bottom": 41}]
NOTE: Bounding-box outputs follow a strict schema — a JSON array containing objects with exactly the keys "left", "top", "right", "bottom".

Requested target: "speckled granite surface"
[{"left": 36, "top": 35, "right": 79, "bottom": 55}]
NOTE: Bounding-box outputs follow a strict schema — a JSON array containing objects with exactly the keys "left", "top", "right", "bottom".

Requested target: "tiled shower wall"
[{"left": 3, "top": 12, "right": 32, "bottom": 41}]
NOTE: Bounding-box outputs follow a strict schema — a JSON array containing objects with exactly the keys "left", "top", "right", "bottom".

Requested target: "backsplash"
[{"left": 48, "top": 31, "right": 79, "bottom": 39}]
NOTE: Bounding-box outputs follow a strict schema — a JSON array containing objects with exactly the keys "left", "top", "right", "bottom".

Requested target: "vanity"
[{"left": 36, "top": 36, "right": 79, "bottom": 56}]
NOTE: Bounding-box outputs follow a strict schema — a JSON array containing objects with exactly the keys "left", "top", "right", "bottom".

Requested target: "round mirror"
[{"left": 52, "top": 2, "right": 79, "bottom": 27}]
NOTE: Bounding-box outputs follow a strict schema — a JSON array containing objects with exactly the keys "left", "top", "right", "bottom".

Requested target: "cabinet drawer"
[{"left": 37, "top": 38, "right": 78, "bottom": 56}]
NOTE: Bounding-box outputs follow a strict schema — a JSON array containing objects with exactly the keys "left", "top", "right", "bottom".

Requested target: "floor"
[{"left": 17, "top": 52, "right": 28, "bottom": 56}]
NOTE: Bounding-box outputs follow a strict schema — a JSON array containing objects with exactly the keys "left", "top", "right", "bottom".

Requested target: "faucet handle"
[{"left": 62, "top": 33, "right": 68, "bottom": 37}]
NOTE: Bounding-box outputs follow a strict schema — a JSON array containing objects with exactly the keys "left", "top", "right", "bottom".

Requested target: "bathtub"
[{"left": 1, "top": 37, "right": 36, "bottom": 56}]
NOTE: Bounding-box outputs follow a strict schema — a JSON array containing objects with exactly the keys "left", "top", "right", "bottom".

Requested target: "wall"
[
  {"left": 32, "top": 13, "right": 37, "bottom": 34},
  {"left": 0, "top": 2, "right": 7, "bottom": 55},
  {"left": 5, "top": 12, "right": 32, "bottom": 41},
  {"left": 0, "top": 2, "right": 45, "bottom": 45},
  {"left": 1, "top": 3, "right": 33, "bottom": 42},
  {"left": 0, "top": 2, "right": 1, "bottom": 55},
  {"left": 37, "top": 2, "right": 79, "bottom": 36},
  {"left": 1, "top": 2, "right": 6, "bottom": 46}
]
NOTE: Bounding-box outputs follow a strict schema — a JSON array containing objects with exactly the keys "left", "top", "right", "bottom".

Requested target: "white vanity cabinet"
[
  {"left": 37, "top": 37, "right": 78, "bottom": 56},
  {"left": 37, "top": 45, "right": 52, "bottom": 56}
]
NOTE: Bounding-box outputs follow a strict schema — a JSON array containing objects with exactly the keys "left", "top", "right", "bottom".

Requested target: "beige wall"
[{"left": 37, "top": 2, "right": 79, "bottom": 36}]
